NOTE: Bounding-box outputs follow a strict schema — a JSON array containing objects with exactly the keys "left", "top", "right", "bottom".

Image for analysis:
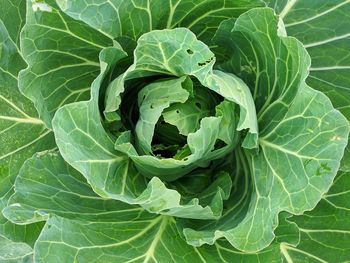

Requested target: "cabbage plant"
[{"left": 0, "top": 0, "right": 350, "bottom": 262}]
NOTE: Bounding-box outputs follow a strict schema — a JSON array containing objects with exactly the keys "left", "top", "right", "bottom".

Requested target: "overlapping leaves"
[
  {"left": 14, "top": 4, "right": 349, "bottom": 253},
  {"left": 0, "top": 2, "right": 55, "bottom": 260},
  {"left": 0, "top": 0, "right": 349, "bottom": 262}
]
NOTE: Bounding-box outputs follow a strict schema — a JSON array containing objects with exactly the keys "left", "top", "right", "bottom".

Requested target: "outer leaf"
[
  {"left": 0, "top": 0, "right": 25, "bottom": 46},
  {"left": 197, "top": 213, "right": 300, "bottom": 263},
  {"left": 18, "top": 0, "right": 112, "bottom": 126},
  {"left": 281, "top": 171, "right": 350, "bottom": 262},
  {"left": 246, "top": 85, "right": 347, "bottom": 250},
  {"left": 3, "top": 151, "right": 149, "bottom": 224},
  {"left": 213, "top": 8, "right": 311, "bottom": 135},
  {"left": 52, "top": 47, "right": 228, "bottom": 220},
  {"left": 341, "top": 147, "right": 350, "bottom": 172},
  {"left": 0, "top": 235, "right": 33, "bottom": 263},
  {"left": 4, "top": 151, "right": 287, "bottom": 262},
  {"left": 13, "top": 149, "right": 348, "bottom": 262},
  {"left": 0, "top": 19, "right": 54, "bottom": 246},
  {"left": 56, "top": 0, "right": 265, "bottom": 43},
  {"left": 35, "top": 216, "right": 290, "bottom": 263},
  {"left": 272, "top": 0, "right": 350, "bottom": 117},
  {"left": 269, "top": 0, "right": 350, "bottom": 171}
]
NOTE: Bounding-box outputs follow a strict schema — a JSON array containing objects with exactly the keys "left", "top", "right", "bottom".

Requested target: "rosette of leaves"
[{"left": 0, "top": 0, "right": 350, "bottom": 262}]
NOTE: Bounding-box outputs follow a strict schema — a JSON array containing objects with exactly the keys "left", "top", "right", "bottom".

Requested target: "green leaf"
[
  {"left": 18, "top": 0, "right": 112, "bottom": 127},
  {"left": 271, "top": 0, "right": 350, "bottom": 116},
  {"left": 8, "top": 149, "right": 349, "bottom": 262},
  {"left": 56, "top": 0, "right": 264, "bottom": 43},
  {"left": 3, "top": 150, "right": 283, "bottom": 262},
  {"left": 1, "top": 151, "right": 239, "bottom": 262},
  {"left": 195, "top": 213, "right": 301, "bottom": 263},
  {"left": 0, "top": 235, "right": 33, "bottom": 263},
  {"left": 35, "top": 215, "right": 290, "bottom": 263},
  {"left": 282, "top": 171, "right": 350, "bottom": 262},
  {"left": 0, "top": 19, "right": 55, "bottom": 246},
  {"left": 204, "top": 70, "right": 258, "bottom": 148},
  {"left": 3, "top": 151, "right": 147, "bottom": 224},
  {"left": 0, "top": 0, "right": 25, "bottom": 47},
  {"left": 269, "top": 0, "right": 350, "bottom": 173},
  {"left": 162, "top": 85, "right": 217, "bottom": 136},
  {"left": 103, "top": 73, "right": 126, "bottom": 122},
  {"left": 213, "top": 8, "right": 311, "bottom": 137},
  {"left": 0, "top": 219, "right": 43, "bottom": 249},
  {"left": 341, "top": 146, "right": 350, "bottom": 172}
]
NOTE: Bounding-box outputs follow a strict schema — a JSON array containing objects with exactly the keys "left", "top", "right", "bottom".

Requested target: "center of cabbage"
[{"left": 134, "top": 77, "right": 222, "bottom": 159}]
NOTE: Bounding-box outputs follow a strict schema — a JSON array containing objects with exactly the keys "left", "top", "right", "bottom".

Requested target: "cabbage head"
[{"left": 0, "top": 0, "right": 349, "bottom": 262}]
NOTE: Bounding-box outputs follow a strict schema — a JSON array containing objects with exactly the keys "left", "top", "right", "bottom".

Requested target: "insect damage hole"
[{"left": 197, "top": 57, "right": 214, "bottom": 67}]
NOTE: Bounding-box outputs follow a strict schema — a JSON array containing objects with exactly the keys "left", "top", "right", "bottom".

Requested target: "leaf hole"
[{"left": 186, "top": 49, "right": 194, "bottom": 55}]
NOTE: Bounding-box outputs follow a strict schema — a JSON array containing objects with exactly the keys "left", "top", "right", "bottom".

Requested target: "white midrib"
[
  {"left": 50, "top": 216, "right": 164, "bottom": 250},
  {"left": 304, "top": 33, "right": 350, "bottom": 48},
  {"left": 166, "top": 0, "right": 181, "bottom": 28},
  {"left": 285, "top": 0, "right": 350, "bottom": 27},
  {"left": 300, "top": 228, "right": 350, "bottom": 234},
  {"left": 0, "top": 130, "right": 51, "bottom": 161},
  {"left": 280, "top": 243, "right": 294, "bottom": 263},
  {"left": 0, "top": 115, "right": 43, "bottom": 124},
  {"left": 279, "top": 0, "right": 297, "bottom": 19},
  {"left": 281, "top": 244, "right": 328, "bottom": 263},
  {"left": 0, "top": 95, "right": 34, "bottom": 119},
  {"left": 143, "top": 216, "right": 168, "bottom": 263},
  {"left": 310, "top": 65, "right": 350, "bottom": 71},
  {"left": 259, "top": 138, "right": 324, "bottom": 161}
]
